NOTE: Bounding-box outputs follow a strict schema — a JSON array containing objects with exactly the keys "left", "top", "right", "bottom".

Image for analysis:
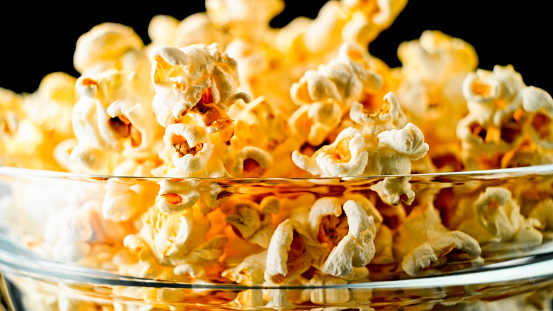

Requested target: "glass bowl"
[{"left": 1, "top": 165, "right": 553, "bottom": 310}]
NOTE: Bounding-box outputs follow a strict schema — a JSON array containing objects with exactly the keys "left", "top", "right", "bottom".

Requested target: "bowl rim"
[{"left": 1, "top": 164, "right": 553, "bottom": 181}]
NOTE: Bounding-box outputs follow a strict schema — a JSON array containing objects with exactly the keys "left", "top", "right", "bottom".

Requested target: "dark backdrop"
[{"left": 0, "top": 1, "right": 550, "bottom": 94}]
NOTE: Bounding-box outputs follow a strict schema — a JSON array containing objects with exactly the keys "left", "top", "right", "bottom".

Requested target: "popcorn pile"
[{"left": 1, "top": 0, "right": 553, "bottom": 309}]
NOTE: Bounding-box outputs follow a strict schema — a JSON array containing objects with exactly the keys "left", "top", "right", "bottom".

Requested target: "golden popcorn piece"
[
  {"left": 350, "top": 91, "right": 404, "bottom": 137},
  {"left": 265, "top": 219, "right": 324, "bottom": 284},
  {"left": 370, "top": 122, "right": 429, "bottom": 205},
  {"left": 521, "top": 86, "right": 553, "bottom": 149},
  {"left": 394, "top": 201, "right": 483, "bottom": 276},
  {"left": 456, "top": 65, "right": 541, "bottom": 169},
  {"left": 22, "top": 72, "right": 78, "bottom": 140},
  {"left": 473, "top": 187, "right": 542, "bottom": 249},
  {"left": 289, "top": 100, "right": 343, "bottom": 147},
  {"left": 162, "top": 123, "right": 214, "bottom": 173},
  {"left": 101, "top": 160, "right": 159, "bottom": 221},
  {"left": 229, "top": 146, "right": 273, "bottom": 178},
  {"left": 0, "top": 88, "right": 47, "bottom": 169},
  {"left": 73, "top": 22, "right": 144, "bottom": 74},
  {"left": 402, "top": 231, "right": 482, "bottom": 276},
  {"left": 231, "top": 96, "right": 294, "bottom": 156},
  {"left": 156, "top": 178, "right": 200, "bottom": 215},
  {"left": 222, "top": 195, "right": 279, "bottom": 248},
  {"left": 292, "top": 127, "right": 369, "bottom": 177},
  {"left": 395, "top": 31, "right": 477, "bottom": 147},
  {"left": 398, "top": 30, "right": 478, "bottom": 86},
  {"left": 309, "top": 199, "right": 377, "bottom": 277},
  {"left": 206, "top": 0, "right": 284, "bottom": 42},
  {"left": 151, "top": 43, "right": 250, "bottom": 133},
  {"left": 139, "top": 204, "right": 213, "bottom": 265},
  {"left": 341, "top": 0, "right": 408, "bottom": 41},
  {"left": 529, "top": 199, "right": 553, "bottom": 232},
  {"left": 71, "top": 70, "right": 159, "bottom": 173}
]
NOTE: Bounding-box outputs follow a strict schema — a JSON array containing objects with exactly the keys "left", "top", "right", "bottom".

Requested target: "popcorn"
[
  {"left": 4, "top": 1, "right": 553, "bottom": 309},
  {"left": 265, "top": 219, "right": 323, "bottom": 284},
  {"left": 309, "top": 198, "right": 377, "bottom": 277},
  {"left": 229, "top": 146, "right": 273, "bottom": 178},
  {"left": 205, "top": 0, "right": 284, "bottom": 42},
  {"left": 151, "top": 43, "right": 250, "bottom": 135},
  {"left": 162, "top": 123, "right": 214, "bottom": 173},
  {"left": 156, "top": 178, "right": 200, "bottom": 215},
  {"left": 394, "top": 201, "right": 483, "bottom": 276},
  {"left": 73, "top": 22, "right": 144, "bottom": 74},
  {"left": 292, "top": 127, "right": 369, "bottom": 177}
]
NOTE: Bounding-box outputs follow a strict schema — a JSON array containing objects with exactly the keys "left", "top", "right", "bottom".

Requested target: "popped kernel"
[
  {"left": 265, "top": 219, "right": 324, "bottom": 284},
  {"left": 292, "top": 127, "right": 369, "bottom": 177},
  {"left": 162, "top": 123, "right": 214, "bottom": 173},
  {"left": 73, "top": 22, "right": 144, "bottom": 74}
]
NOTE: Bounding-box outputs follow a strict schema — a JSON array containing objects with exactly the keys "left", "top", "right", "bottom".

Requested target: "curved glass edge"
[
  {"left": 1, "top": 164, "right": 553, "bottom": 182},
  {"left": 1, "top": 235, "right": 553, "bottom": 291}
]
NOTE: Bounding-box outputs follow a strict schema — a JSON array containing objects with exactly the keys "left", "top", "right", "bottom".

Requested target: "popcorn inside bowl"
[{"left": 1, "top": 0, "right": 553, "bottom": 310}]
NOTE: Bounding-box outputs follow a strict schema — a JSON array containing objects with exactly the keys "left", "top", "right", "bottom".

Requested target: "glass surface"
[{"left": 1, "top": 165, "right": 553, "bottom": 310}]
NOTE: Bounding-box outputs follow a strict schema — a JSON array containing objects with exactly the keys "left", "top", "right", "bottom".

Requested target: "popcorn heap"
[{"left": 1, "top": 0, "right": 553, "bottom": 309}]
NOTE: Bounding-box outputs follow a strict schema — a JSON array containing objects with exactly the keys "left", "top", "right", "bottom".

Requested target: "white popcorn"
[
  {"left": 222, "top": 251, "right": 267, "bottom": 285},
  {"left": 377, "top": 122, "right": 429, "bottom": 164},
  {"left": 139, "top": 205, "right": 211, "bottom": 263},
  {"left": 290, "top": 70, "right": 342, "bottom": 106},
  {"left": 521, "top": 86, "right": 553, "bottom": 149},
  {"left": 529, "top": 199, "right": 553, "bottom": 231},
  {"left": 350, "top": 92, "right": 404, "bottom": 137},
  {"left": 289, "top": 101, "right": 343, "bottom": 146},
  {"left": 73, "top": 22, "right": 144, "bottom": 74},
  {"left": 265, "top": 219, "right": 323, "bottom": 284},
  {"left": 174, "top": 13, "right": 230, "bottom": 48},
  {"left": 402, "top": 231, "right": 482, "bottom": 276},
  {"left": 473, "top": 187, "right": 542, "bottom": 248},
  {"left": 206, "top": 0, "right": 284, "bottom": 42},
  {"left": 163, "top": 123, "right": 214, "bottom": 173},
  {"left": 292, "top": 127, "right": 369, "bottom": 177},
  {"left": 229, "top": 146, "right": 273, "bottom": 178},
  {"left": 151, "top": 44, "right": 250, "bottom": 130},
  {"left": 105, "top": 99, "right": 158, "bottom": 156},
  {"left": 156, "top": 178, "right": 200, "bottom": 215},
  {"left": 317, "top": 200, "right": 377, "bottom": 277}
]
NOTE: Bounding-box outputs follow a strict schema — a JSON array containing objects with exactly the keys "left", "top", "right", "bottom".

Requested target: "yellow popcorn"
[
  {"left": 162, "top": 123, "right": 214, "bottom": 173},
  {"left": 71, "top": 70, "right": 159, "bottom": 173},
  {"left": 22, "top": 72, "right": 78, "bottom": 139},
  {"left": 156, "top": 178, "right": 200, "bottom": 215},
  {"left": 73, "top": 22, "right": 144, "bottom": 74},
  {"left": 309, "top": 198, "right": 377, "bottom": 277},
  {"left": 139, "top": 204, "right": 216, "bottom": 267},
  {"left": 0, "top": 87, "right": 47, "bottom": 169},
  {"left": 473, "top": 187, "right": 542, "bottom": 250},
  {"left": 222, "top": 196, "right": 278, "bottom": 248},
  {"left": 521, "top": 86, "right": 553, "bottom": 149},
  {"left": 151, "top": 43, "right": 250, "bottom": 137},
  {"left": 292, "top": 127, "right": 369, "bottom": 177},
  {"left": 394, "top": 201, "right": 482, "bottom": 276},
  {"left": 396, "top": 31, "right": 477, "bottom": 149},
  {"left": 206, "top": 0, "right": 284, "bottom": 42},
  {"left": 349, "top": 92, "right": 403, "bottom": 137},
  {"left": 4, "top": 1, "right": 553, "bottom": 309},
  {"left": 228, "top": 145, "right": 273, "bottom": 178},
  {"left": 529, "top": 199, "right": 553, "bottom": 232},
  {"left": 102, "top": 163, "right": 158, "bottom": 221},
  {"left": 265, "top": 219, "right": 324, "bottom": 284}
]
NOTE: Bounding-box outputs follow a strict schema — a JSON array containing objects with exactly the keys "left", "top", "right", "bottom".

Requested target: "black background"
[{"left": 0, "top": 1, "right": 551, "bottom": 95}]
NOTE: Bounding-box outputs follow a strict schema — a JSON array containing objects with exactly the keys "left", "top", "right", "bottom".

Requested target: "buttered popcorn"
[{"left": 2, "top": 0, "right": 553, "bottom": 309}]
